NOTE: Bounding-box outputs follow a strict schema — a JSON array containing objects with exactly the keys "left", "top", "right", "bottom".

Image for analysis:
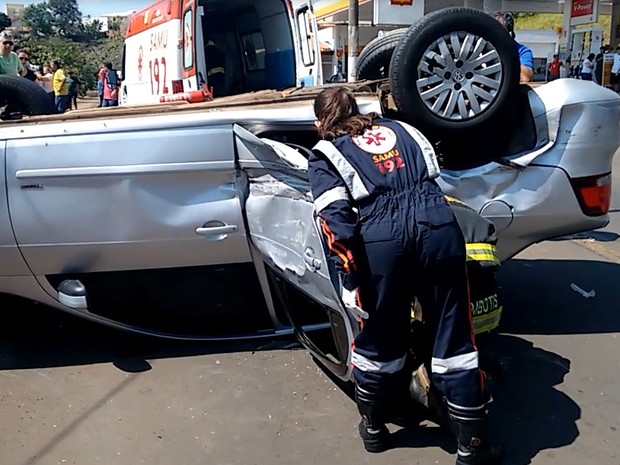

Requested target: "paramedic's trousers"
[{"left": 352, "top": 194, "right": 484, "bottom": 409}]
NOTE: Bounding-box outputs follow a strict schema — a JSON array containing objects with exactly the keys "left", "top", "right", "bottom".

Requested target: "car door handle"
[
  {"left": 304, "top": 247, "right": 322, "bottom": 271},
  {"left": 196, "top": 225, "right": 238, "bottom": 236}
]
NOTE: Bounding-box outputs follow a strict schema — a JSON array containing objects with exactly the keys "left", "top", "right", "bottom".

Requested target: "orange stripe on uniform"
[{"left": 319, "top": 217, "right": 357, "bottom": 273}]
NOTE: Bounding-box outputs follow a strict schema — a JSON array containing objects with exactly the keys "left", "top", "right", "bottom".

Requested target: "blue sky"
[{"left": 13, "top": 0, "right": 149, "bottom": 16}]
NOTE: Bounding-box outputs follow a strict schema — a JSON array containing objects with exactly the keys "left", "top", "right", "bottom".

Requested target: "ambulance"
[{"left": 120, "top": 0, "right": 322, "bottom": 106}]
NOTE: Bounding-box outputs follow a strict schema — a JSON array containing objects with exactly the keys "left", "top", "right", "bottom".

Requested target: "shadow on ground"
[
  {"left": 498, "top": 258, "right": 620, "bottom": 335},
  {"left": 0, "top": 295, "right": 300, "bottom": 372},
  {"left": 482, "top": 333, "right": 580, "bottom": 465},
  {"left": 1, "top": 257, "right": 601, "bottom": 463}
]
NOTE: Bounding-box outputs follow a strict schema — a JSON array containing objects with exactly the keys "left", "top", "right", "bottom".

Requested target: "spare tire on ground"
[
  {"left": 356, "top": 28, "right": 407, "bottom": 80},
  {"left": 389, "top": 7, "right": 521, "bottom": 137},
  {"left": 0, "top": 75, "right": 56, "bottom": 118}
]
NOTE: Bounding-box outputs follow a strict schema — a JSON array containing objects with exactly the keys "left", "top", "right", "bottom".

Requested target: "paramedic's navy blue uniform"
[{"left": 309, "top": 119, "right": 484, "bottom": 409}]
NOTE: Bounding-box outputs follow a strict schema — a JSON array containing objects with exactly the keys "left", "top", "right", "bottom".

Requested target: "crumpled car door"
[{"left": 234, "top": 124, "right": 356, "bottom": 380}]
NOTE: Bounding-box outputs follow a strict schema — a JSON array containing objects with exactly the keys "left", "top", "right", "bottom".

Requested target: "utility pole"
[{"left": 348, "top": 0, "right": 359, "bottom": 82}]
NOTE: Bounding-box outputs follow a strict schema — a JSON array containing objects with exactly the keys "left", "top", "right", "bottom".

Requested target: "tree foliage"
[
  {"left": 0, "top": 13, "right": 12, "bottom": 30},
  {"left": 23, "top": 0, "right": 83, "bottom": 37},
  {"left": 23, "top": 3, "right": 55, "bottom": 36},
  {"left": 47, "top": 0, "right": 83, "bottom": 37},
  {"left": 80, "top": 19, "right": 104, "bottom": 44}
]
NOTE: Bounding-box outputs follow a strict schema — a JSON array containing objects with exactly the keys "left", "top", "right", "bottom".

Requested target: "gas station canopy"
[
  {"left": 314, "top": 0, "right": 620, "bottom": 51},
  {"left": 314, "top": 0, "right": 616, "bottom": 20}
]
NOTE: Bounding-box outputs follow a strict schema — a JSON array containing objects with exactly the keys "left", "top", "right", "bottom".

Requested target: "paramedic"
[
  {"left": 307, "top": 86, "right": 504, "bottom": 465},
  {"left": 205, "top": 39, "right": 227, "bottom": 97},
  {"left": 492, "top": 11, "right": 534, "bottom": 83}
]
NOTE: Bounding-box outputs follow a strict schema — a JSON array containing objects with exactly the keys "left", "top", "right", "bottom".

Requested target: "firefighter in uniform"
[
  {"left": 205, "top": 39, "right": 227, "bottom": 97},
  {"left": 308, "top": 87, "right": 504, "bottom": 465},
  {"left": 446, "top": 196, "right": 502, "bottom": 336},
  {"left": 409, "top": 196, "right": 503, "bottom": 414}
]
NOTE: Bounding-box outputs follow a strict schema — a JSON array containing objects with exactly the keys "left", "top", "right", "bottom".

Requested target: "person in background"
[
  {"left": 100, "top": 61, "right": 119, "bottom": 107},
  {"left": 594, "top": 46, "right": 607, "bottom": 84},
  {"left": 611, "top": 45, "right": 620, "bottom": 92},
  {"left": 205, "top": 38, "right": 227, "bottom": 97},
  {"left": 17, "top": 50, "right": 37, "bottom": 82},
  {"left": 491, "top": 11, "right": 534, "bottom": 83},
  {"left": 0, "top": 31, "right": 24, "bottom": 76},
  {"left": 51, "top": 59, "right": 69, "bottom": 113},
  {"left": 35, "top": 65, "right": 55, "bottom": 102},
  {"left": 547, "top": 54, "right": 562, "bottom": 81},
  {"left": 67, "top": 71, "right": 80, "bottom": 110},
  {"left": 581, "top": 53, "right": 595, "bottom": 81},
  {"left": 96, "top": 69, "right": 104, "bottom": 107},
  {"left": 559, "top": 60, "right": 569, "bottom": 79}
]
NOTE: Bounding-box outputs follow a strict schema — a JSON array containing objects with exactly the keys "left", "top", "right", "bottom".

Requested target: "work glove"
[{"left": 341, "top": 287, "right": 368, "bottom": 323}]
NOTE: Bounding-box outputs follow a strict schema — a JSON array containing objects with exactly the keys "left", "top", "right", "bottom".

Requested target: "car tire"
[
  {"left": 389, "top": 7, "right": 521, "bottom": 136},
  {"left": 0, "top": 75, "right": 56, "bottom": 117},
  {"left": 356, "top": 28, "right": 408, "bottom": 80}
]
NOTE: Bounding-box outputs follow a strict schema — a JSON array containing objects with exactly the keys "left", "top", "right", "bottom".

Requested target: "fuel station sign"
[
  {"left": 374, "top": 0, "right": 424, "bottom": 26},
  {"left": 570, "top": 0, "right": 599, "bottom": 26}
]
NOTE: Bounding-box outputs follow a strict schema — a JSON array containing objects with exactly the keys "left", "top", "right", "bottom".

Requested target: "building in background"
[
  {"left": 4, "top": 2, "right": 28, "bottom": 32},
  {"left": 515, "top": 29, "right": 561, "bottom": 81},
  {"left": 82, "top": 10, "right": 135, "bottom": 36},
  {"left": 4, "top": 2, "right": 24, "bottom": 21}
]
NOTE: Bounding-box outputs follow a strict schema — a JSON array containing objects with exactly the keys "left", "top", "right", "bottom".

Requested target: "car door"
[
  {"left": 234, "top": 124, "right": 355, "bottom": 379},
  {"left": 292, "top": 0, "right": 321, "bottom": 86},
  {"left": 4, "top": 116, "right": 273, "bottom": 335}
]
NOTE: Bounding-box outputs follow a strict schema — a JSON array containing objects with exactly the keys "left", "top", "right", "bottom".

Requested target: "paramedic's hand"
[{"left": 342, "top": 288, "right": 368, "bottom": 323}]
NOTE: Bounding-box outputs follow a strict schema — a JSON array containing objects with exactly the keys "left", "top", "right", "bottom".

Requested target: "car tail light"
[
  {"left": 171, "top": 80, "right": 184, "bottom": 94},
  {"left": 571, "top": 172, "right": 612, "bottom": 216}
]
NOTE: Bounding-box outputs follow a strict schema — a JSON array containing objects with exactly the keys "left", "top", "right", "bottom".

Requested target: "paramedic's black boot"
[
  {"left": 355, "top": 384, "right": 391, "bottom": 453},
  {"left": 447, "top": 401, "right": 505, "bottom": 465}
]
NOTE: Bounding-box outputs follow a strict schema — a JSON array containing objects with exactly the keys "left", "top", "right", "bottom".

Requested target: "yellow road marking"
[{"left": 570, "top": 239, "right": 620, "bottom": 264}]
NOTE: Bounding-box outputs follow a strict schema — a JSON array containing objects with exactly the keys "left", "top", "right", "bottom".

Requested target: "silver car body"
[{"left": 0, "top": 79, "right": 618, "bottom": 349}]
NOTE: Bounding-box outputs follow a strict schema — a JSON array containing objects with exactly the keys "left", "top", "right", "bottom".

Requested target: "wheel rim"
[{"left": 416, "top": 32, "right": 503, "bottom": 121}]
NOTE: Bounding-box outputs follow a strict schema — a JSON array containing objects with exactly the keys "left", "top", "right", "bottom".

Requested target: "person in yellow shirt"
[{"left": 51, "top": 59, "right": 69, "bottom": 113}]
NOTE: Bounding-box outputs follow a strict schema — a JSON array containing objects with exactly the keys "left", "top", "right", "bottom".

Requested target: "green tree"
[
  {"left": 108, "top": 16, "right": 124, "bottom": 39},
  {"left": 48, "top": 0, "right": 83, "bottom": 37},
  {"left": 23, "top": 3, "right": 55, "bottom": 36},
  {"left": 0, "top": 12, "right": 12, "bottom": 30},
  {"left": 81, "top": 19, "right": 103, "bottom": 43}
]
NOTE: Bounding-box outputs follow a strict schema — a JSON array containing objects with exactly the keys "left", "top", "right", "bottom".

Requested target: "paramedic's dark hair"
[
  {"left": 313, "top": 87, "right": 379, "bottom": 140},
  {"left": 104, "top": 61, "right": 113, "bottom": 70},
  {"left": 492, "top": 11, "right": 516, "bottom": 39}
]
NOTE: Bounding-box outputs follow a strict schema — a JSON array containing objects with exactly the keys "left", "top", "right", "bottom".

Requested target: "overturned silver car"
[{"left": 0, "top": 72, "right": 617, "bottom": 351}]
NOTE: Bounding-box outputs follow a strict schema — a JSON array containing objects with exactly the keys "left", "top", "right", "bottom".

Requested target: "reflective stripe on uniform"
[
  {"left": 314, "top": 140, "right": 371, "bottom": 201},
  {"left": 351, "top": 351, "right": 407, "bottom": 373},
  {"left": 431, "top": 351, "right": 479, "bottom": 374},
  {"left": 444, "top": 195, "right": 469, "bottom": 207},
  {"left": 314, "top": 186, "right": 350, "bottom": 213},
  {"left": 466, "top": 243, "right": 500, "bottom": 265},
  {"left": 394, "top": 121, "right": 440, "bottom": 179},
  {"left": 207, "top": 67, "right": 226, "bottom": 76},
  {"left": 473, "top": 306, "right": 503, "bottom": 334}
]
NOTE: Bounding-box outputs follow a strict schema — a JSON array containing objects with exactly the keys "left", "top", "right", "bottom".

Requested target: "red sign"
[
  {"left": 571, "top": 0, "right": 595, "bottom": 18},
  {"left": 390, "top": 0, "right": 413, "bottom": 5}
]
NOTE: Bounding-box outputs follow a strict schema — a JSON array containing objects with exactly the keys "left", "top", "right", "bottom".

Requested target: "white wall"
[{"left": 515, "top": 29, "right": 560, "bottom": 58}]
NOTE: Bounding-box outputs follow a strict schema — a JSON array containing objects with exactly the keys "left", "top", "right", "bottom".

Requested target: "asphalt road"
[{"left": 1, "top": 158, "right": 620, "bottom": 465}]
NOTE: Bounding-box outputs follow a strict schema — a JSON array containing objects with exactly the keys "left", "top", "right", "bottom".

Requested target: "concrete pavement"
[{"left": 1, "top": 152, "right": 620, "bottom": 465}]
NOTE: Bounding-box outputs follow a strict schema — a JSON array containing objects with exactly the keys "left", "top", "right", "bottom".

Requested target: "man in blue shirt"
[{"left": 492, "top": 11, "right": 534, "bottom": 83}]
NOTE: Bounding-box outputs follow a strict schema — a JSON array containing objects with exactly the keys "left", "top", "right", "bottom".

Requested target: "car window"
[
  {"left": 183, "top": 8, "right": 193, "bottom": 70},
  {"left": 242, "top": 31, "right": 266, "bottom": 71},
  {"left": 296, "top": 7, "right": 316, "bottom": 67}
]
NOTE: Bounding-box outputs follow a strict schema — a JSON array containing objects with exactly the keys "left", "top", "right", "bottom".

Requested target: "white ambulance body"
[{"left": 120, "top": 0, "right": 322, "bottom": 106}]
